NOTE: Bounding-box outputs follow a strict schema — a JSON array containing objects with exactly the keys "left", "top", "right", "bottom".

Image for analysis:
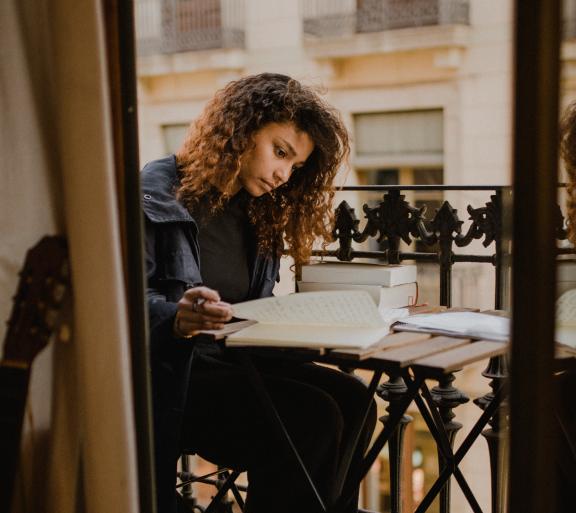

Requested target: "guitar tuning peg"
[
  {"left": 58, "top": 324, "right": 71, "bottom": 343},
  {"left": 52, "top": 284, "right": 66, "bottom": 303},
  {"left": 45, "top": 309, "right": 58, "bottom": 329}
]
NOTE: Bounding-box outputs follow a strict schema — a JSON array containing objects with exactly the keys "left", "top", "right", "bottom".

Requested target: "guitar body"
[
  {"left": 0, "top": 366, "right": 30, "bottom": 510},
  {"left": 0, "top": 236, "right": 69, "bottom": 512}
]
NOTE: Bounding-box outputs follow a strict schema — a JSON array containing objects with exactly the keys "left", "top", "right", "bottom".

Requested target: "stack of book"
[{"left": 298, "top": 262, "right": 418, "bottom": 311}]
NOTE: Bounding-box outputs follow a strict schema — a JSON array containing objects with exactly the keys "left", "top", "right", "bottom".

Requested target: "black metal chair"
[
  {"left": 175, "top": 455, "right": 384, "bottom": 513},
  {"left": 175, "top": 346, "right": 246, "bottom": 512},
  {"left": 176, "top": 454, "right": 246, "bottom": 513}
]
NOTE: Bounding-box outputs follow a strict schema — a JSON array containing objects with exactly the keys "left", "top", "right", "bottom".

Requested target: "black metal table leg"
[
  {"left": 474, "top": 355, "right": 509, "bottom": 513},
  {"left": 412, "top": 381, "right": 506, "bottom": 513},
  {"left": 430, "top": 373, "right": 469, "bottom": 513},
  {"left": 377, "top": 371, "right": 413, "bottom": 513},
  {"left": 334, "top": 370, "right": 425, "bottom": 513}
]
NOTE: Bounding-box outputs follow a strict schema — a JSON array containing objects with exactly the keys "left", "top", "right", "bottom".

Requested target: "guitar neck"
[{"left": 0, "top": 363, "right": 31, "bottom": 511}]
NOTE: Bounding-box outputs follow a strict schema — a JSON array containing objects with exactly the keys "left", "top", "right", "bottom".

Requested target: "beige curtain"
[{"left": 1, "top": 1, "right": 139, "bottom": 512}]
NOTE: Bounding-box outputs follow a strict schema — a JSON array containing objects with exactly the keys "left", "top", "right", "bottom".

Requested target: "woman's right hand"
[{"left": 174, "top": 286, "right": 233, "bottom": 338}]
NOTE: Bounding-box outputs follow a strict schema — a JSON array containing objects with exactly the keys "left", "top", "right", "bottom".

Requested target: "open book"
[
  {"left": 392, "top": 311, "right": 510, "bottom": 342},
  {"left": 225, "top": 291, "right": 396, "bottom": 350},
  {"left": 556, "top": 289, "right": 576, "bottom": 350}
]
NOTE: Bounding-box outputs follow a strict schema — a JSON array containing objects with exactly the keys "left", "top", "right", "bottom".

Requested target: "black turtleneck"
[{"left": 191, "top": 190, "right": 253, "bottom": 304}]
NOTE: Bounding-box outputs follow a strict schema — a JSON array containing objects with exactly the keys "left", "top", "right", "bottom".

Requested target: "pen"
[
  {"left": 193, "top": 297, "right": 206, "bottom": 312},
  {"left": 185, "top": 283, "right": 221, "bottom": 310}
]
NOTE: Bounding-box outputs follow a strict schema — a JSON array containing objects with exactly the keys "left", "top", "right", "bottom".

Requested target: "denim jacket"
[
  {"left": 141, "top": 155, "right": 281, "bottom": 452},
  {"left": 141, "top": 155, "right": 281, "bottom": 349}
]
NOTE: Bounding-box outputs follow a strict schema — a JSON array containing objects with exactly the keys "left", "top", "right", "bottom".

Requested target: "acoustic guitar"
[{"left": 0, "top": 236, "right": 69, "bottom": 512}]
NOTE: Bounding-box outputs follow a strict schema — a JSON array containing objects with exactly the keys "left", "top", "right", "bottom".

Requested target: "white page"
[
  {"left": 231, "top": 290, "right": 386, "bottom": 327},
  {"left": 555, "top": 326, "right": 576, "bottom": 349},
  {"left": 398, "top": 312, "right": 510, "bottom": 341},
  {"left": 556, "top": 289, "right": 576, "bottom": 327},
  {"left": 554, "top": 290, "right": 576, "bottom": 349},
  {"left": 226, "top": 323, "right": 391, "bottom": 349}
]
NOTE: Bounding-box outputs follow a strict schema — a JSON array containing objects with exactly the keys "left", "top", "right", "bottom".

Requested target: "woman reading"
[{"left": 142, "top": 73, "right": 376, "bottom": 513}]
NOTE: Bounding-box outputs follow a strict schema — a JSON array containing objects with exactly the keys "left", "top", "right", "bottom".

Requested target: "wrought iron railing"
[
  {"left": 134, "top": 0, "right": 245, "bottom": 55},
  {"left": 312, "top": 185, "right": 511, "bottom": 308},
  {"left": 309, "top": 184, "right": 509, "bottom": 513},
  {"left": 359, "top": 0, "right": 470, "bottom": 33},
  {"left": 303, "top": 0, "right": 470, "bottom": 38},
  {"left": 311, "top": 184, "right": 570, "bottom": 303},
  {"left": 305, "top": 184, "right": 572, "bottom": 513},
  {"left": 302, "top": 0, "right": 358, "bottom": 38}
]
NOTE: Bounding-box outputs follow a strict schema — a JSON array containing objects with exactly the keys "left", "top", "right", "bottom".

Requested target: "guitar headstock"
[{"left": 3, "top": 236, "right": 70, "bottom": 366}]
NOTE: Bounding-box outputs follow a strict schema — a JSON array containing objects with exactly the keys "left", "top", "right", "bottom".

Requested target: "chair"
[
  {"left": 175, "top": 348, "right": 247, "bottom": 512},
  {"left": 175, "top": 454, "right": 383, "bottom": 513},
  {"left": 176, "top": 453, "right": 246, "bottom": 512}
]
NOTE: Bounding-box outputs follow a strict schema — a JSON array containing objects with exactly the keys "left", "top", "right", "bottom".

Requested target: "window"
[
  {"left": 354, "top": 110, "right": 444, "bottom": 299},
  {"left": 354, "top": 109, "right": 443, "bottom": 168}
]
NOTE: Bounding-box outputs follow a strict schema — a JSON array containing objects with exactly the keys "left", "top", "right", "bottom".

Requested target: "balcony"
[
  {"left": 303, "top": 0, "right": 470, "bottom": 39},
  {"left": 135, "top": 0, "right": 245, "bottom": 55}
]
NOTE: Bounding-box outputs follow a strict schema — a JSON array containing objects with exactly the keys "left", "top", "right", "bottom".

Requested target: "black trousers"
[
  {"left": 554, "top": 371, "right": 576, "bottom": 513},
  {"left": 153, "top": 343, "right": 377, "bottom": 513}
]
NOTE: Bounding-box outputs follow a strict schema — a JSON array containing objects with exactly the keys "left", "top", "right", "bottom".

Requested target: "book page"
[
  {"left": 396, "top": 311, "right": 510, "bottom": 342},
  {"left": 231, "top": 291, "right": 386, "bottom": 327},
  {"left": 556, "top": 289, "right": 576, "bottom": 327},
  {"left": 226, "top": 323, "right": 392, "bottom": 349},
  {"left": 556, "top": 289, "right": 576, "bottom": 349},
  {"left": 555, "top": 327, "right": 576, "bottom": 349}
]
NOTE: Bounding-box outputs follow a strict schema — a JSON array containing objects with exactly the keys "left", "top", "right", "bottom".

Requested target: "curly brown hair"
[
  {"left": 560, "top": 102, "right": 576, "bottom": 244},
  {"left": 175, "top": 73, "right": 350, "bottom": 265}
]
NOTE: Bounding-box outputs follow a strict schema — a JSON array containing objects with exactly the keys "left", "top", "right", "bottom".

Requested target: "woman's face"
[{"left": 237, "top": 122, "right": 314, "bottom": 197}]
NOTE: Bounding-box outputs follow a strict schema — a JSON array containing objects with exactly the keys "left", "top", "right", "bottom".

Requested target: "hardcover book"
[
  {"left": 297, "top": 281, "right": 418, "bottom": 310},
  {"left": 555, "top": 289, "right": 576, "bottom": 355},
  {"left": 300, "top": 262, "right": 417, "bottom": 287}
]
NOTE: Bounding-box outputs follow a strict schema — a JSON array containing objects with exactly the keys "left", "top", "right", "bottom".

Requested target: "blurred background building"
[{"left": 133, "top": 1, "right": 576, "bottom": 510}]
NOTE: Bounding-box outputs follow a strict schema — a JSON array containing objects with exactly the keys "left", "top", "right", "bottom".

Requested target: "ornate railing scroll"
[{"left": 315, "top": 185, "right": 509, "bottom": 308}]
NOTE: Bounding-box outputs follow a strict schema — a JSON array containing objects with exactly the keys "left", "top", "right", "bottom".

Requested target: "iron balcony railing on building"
[
  {"left": 313, "top": 185, "right": 509, "bottom": 308},
  {"left": 135, "top": 0, "right": 245, "bottom": 55},
  {"left": 315, "top": 183, "right": 571, "bottom": 306},
  {"left": 302, "top": 184, "right": 573, "bottom": 513},
  {"left": 303, "top": 0, "right": 470, "bottom": 39}
]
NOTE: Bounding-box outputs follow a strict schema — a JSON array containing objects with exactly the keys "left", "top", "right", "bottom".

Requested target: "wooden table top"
[{"left": 203, "top": 312, "right": 575, "bottom": 375}]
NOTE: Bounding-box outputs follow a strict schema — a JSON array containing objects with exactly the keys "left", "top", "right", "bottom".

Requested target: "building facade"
[{"left": 134, "top": 1, "right": 576, "bottom": 510}]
